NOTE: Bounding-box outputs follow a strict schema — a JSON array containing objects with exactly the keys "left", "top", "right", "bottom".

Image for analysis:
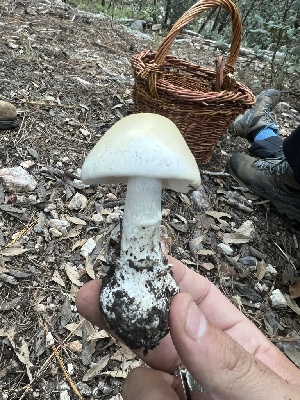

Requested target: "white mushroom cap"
[{"left": 81, "top": 113, "right": 201, "bottom": 193}]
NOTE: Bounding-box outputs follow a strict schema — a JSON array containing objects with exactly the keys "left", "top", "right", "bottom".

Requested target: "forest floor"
[{"left": 1, "top": 1, "right": 300, "bottom": 399}]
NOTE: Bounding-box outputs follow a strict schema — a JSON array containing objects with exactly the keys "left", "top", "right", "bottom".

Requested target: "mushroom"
[{"left": 81, "top": 113, "right": 201, "bottom": 352}]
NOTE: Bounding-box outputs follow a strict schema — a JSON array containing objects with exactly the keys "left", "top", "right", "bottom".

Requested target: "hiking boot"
[
  {"left": 230, "top": 89, "right": 281, "bottom": 140},
  {"left": 229, "top": 153, "right": 300, "bottom": 221},
  {"left": 0, "top": 100, "right": 18, "bottom": 130}
]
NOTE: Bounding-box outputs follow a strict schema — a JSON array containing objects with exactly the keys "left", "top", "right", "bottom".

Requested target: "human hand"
[{"left": 76, "top": 256, "right": 300, "bottom": 399}]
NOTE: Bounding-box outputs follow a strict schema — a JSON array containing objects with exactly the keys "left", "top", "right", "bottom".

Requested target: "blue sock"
[{"left": 254, "top": 126, "right": 278, "bottom": 142}]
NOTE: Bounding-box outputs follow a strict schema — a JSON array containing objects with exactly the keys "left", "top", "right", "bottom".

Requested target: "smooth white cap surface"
[{"left": 81, "top": 113, "right": 201, "bottom": 193}]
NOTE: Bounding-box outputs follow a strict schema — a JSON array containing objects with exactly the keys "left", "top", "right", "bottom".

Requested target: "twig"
[
  {"left": 202, "top": 170, "right": 230, "bottom": 177},
  {"left": 52, "top": 345, "right": 83, "bottom": 400},
  {"left": 270, "top": 336, "right": 300, "bottom": 342},
  {"left": 223, "top": 198, "right": 253, "bottom": 213},
  {"left": 273, "top": 242, "right": 296, "bottom": 270},
  {"left": 6, "top": 218, "right": 38, "bottom": 248}
]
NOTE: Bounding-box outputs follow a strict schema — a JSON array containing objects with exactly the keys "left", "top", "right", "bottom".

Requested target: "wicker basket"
[{"left": 131, "top": 0, "right": 255, "bottom": 164}]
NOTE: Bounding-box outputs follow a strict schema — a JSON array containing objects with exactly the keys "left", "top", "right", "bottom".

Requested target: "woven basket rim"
[{"left": 132, "top": 51, "right": 254, "bottom": 105}]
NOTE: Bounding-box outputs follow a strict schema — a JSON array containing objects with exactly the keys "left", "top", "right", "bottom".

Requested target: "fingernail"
[{"left": 185, "top": 301, "right": 207, "bottom": 341}]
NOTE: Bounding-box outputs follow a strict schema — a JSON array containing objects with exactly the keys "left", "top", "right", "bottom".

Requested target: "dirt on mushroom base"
[
  {"left": 100, "top": 259, "right": 179, "bottom": 354},
  {"left": 1, "top": 0, "right": 300, "bottom": 399}
]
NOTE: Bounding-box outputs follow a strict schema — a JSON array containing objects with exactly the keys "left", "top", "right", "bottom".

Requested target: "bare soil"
[{"left": 1, "top": 1, "right": 300, "bottom": 399}]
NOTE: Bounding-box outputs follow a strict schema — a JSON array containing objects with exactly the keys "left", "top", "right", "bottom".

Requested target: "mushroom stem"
[{"left": 121, "top": 176, "right": 162, "bottom": 267}]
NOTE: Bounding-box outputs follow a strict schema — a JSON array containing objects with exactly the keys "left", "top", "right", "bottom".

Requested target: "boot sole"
[
  {"left": 0, "top": 120, "right": 19, "bottom": 130},
  {"left": 228, "top": 163, "right": 300, "bottom": 223}
]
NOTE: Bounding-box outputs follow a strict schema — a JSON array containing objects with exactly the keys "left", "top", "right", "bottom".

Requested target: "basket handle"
[{"left": 151, "top": 0, "right": 242, "bottom": 76}]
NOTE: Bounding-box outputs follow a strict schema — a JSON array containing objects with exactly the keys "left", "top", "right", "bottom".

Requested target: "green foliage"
[{"left": 68, "top": 0, "right": 299, "bottom": 88}]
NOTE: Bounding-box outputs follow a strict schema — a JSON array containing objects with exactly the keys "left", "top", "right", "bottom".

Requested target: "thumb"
[{"left": 169, "top": 293, "right": 298, "bottom": 400}]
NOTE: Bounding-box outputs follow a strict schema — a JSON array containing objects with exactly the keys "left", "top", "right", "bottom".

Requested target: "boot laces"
[
  {"left": 261, "top": 104, "right": 276, "bottom": 124},
  {"left": 254, "top": 156, "right": 291, "bottom": 175}
]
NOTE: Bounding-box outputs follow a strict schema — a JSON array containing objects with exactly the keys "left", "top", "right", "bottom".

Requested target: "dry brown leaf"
[
  {"left": 96, "top": 251, "right": 107, "bottom": 263},
  {"left": 257, "top": 260, "right": 266, "bottom": 281},
  {"left": 64, "top": 263, "right": 83, "bottom": 287},
  {"left": 205, "top": 211, "right": 231, "bottom": 224},
  {"left": 178, "top": 193, "right": 191, "bottom": 206},
  {"left": 112, "top": 343, "right": 136, "bottom": 361},
  {"left": 284, "top": 294, "right": 300, "bottom": 315},
  {"left": 289, "top": 277, "right": 300, "bottom": 299},
  {"left": 60, "top": 227, "right": 83, "bottom": 240},
  {"left": 88, "top": 330, "right": 110, "bottom": 341},
  {"left": 65, "top": 322, "right": 83, "bottom": 337},
  {"left": 223, "top": 233, "right": 251, "bottom": 244},
  {"left": 198, "top": 249, "right": 214, "bottom": 256},
  {"left": 174, "top": 214, "right": 188, "bottom": 224},
  {"left": 51, "top": 270, "right": 65, "bottom": 287},
  {"left": 72, "top": 238, "right": 87, "bottom": 251},
  {"left": 2, "top": 247, "right": 29, "bottom": 257},
  {"left": 181, "top": 259, "right": 196, "bottom": 265},
  {"left": 100, "top": 370, "right": 127, "bottom": 378},
  {"left": 85, "top": 255, "right": 95, "bottom": 279},
  {"left": 282, "top": 344, "right": 300, "bottom": 368},
  {"left": 0, "top": 328, "right": 33, "bottom": 381},
  {"left": 66, "top": 215, "right": 87, "bottom": 225},
  {"left": 201, "top": 262, "right": 215, "bottom": 270},
  {"left": 82, "top": 355, "right": 110, "bottom": 381},
  {"left": 67, "top": 340, "right": 83, "bottom": 354},
  {"left": 223, "top": 221, "right": 255, "bottom": 244}
]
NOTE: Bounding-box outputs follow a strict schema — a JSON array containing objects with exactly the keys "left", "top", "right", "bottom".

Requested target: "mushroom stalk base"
[
  {"left": 100, "top": 262, "right": 179, "bottom": 352},
  {"left": 100, "top": 176, "right": 180, "bottom": 352}
]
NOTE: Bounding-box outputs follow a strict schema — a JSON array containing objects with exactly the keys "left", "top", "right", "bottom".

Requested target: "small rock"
[
  {"left": 0, "top": 166, "right": 37, "bottom": 191},
  {"left": 162, "top": 208, "right": 171, "bottom": 217},
  {"left": 49, "top": 227, "right": 63, "bottom": 238},
  {"left": 92, "top": 213, "right": 104, "bottom": 223},
  {"left": 98, "top": 379, "right": 113, "bottom": 395},
  {"left": 265, "top": 264, "right": 278, "bottom": 277},
  {"left": 254, "top": 282, "right": 269, "bottom": 293},
  {"left": 77, "top": 382, "right": 92, "bottom": 397},
  {"left": 20, "top": 160, "right": 35, "bottom": 169},
  {"left": 80, "top": 238, "right": 96, "bottom": 257},
  {"left": 44, "top": 203, "right": 56, "bottom": 213},
  {"left": 240, "top": 256, "right": 257, "bottom": 271},
  {"left": 191, "top": 185, "right": 210, "bottom": 211},
  {"left": 59, "top": 390, "right": 70, "bottom": 400},
  {"left": 269, "top": 289, "right": 287, "bottom": 308},
  {"left": 67, "top": 340, "right": 82, "bottom": 354},
  {"left": 68, "top": 192, "right": 87, "bottom": 210},
  {"left": 130, "top": 19, "right": 146, "bottom": 32},
  {"left": 217, "top": 243, "right": 233, "bottom": 256},
  {"left": 71, "top": 179, "right": 89, "bottom": 189},
  {"left": 0, "top": 100, "right": 17, "bottom": 120},
  {"left": 235, "top": 220, "right": 255, "bottom": 239},
  {"left": 106, "top": 212, "right": 121, "bottom": 223},
  {"left": 67, "top": 363, "right": 74, "bottom": 375},
  {"left": 49, "top": 219, "right": 70, "bottom": 234},
  {"left": 106, "top": 192, "right": 117, "bottom": 200},
  {"left": 152, "top": 23, "right": 162, "bottom": 31}
]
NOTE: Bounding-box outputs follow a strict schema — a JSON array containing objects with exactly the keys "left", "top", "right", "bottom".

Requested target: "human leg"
[
  {"left": 231, "top": 89, "right": 284, "bottom": 158},
  {"left": 228, "top": 125, "right": 300, "bottom": 221}
]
